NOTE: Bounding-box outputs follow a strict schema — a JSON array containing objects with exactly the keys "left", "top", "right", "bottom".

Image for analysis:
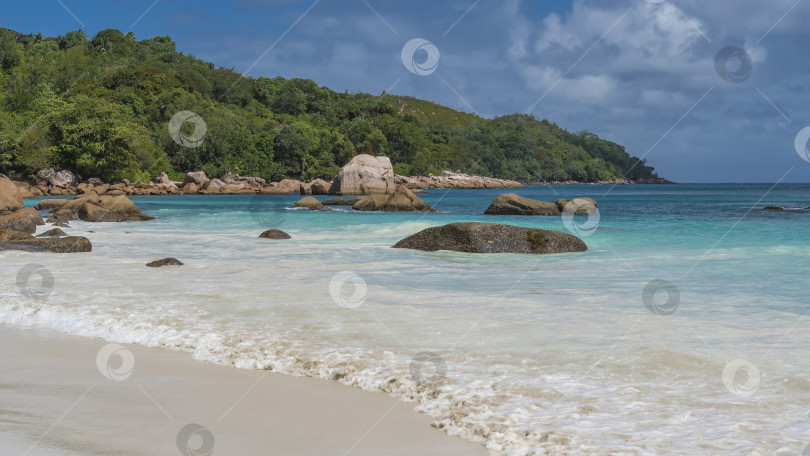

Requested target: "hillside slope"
[{"left": 0, "top": 28, "right": 659, "bottom": 183}]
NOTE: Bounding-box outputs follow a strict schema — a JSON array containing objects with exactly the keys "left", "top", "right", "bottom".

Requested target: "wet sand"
[{"left": 0, "top": 325, "right": 488, "bottom": 456}]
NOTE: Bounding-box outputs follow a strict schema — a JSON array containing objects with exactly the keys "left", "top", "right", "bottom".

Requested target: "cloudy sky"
[{"left": 5, "top": 0, "right": 810, "bottom": 182}]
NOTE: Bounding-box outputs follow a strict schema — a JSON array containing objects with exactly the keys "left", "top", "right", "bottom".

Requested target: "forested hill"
[{"left": 0, "top": 28, "right": 659, "bottom": 183}]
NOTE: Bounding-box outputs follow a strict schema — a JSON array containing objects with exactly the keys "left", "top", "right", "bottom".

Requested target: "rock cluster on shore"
[
  {"left": 395, "top": 171, "right": 523, "bottom": 190},
  {"left": 5, "top": 158, "right": 671, "bottom": 201},
  {"left": 48, "top": 193, "right": 155, "bottom": 224},
  {"left": 392, "top": 222, "right": 587, "bottom": 254}
]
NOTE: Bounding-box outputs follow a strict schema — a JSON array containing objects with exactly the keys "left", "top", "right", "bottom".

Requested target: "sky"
[{"left": 3, "top": 0, "right": 810, "bottom": 182}]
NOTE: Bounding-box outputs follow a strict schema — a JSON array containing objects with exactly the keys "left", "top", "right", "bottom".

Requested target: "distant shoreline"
[{"left": 10, "top": 172, "right": 674, "bottom": 199}]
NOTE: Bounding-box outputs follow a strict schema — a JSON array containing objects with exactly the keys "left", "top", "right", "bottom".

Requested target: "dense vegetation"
[{"left": 0, "top": 28, "right": 659, "bottom": 183}]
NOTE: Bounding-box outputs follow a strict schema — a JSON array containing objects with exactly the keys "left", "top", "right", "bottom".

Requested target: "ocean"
[{"left": 2, "top": 184, "right": 810, "bottom": 455}]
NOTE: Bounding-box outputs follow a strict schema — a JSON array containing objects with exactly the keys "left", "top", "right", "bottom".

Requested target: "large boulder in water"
[
  {"left": 484, "top": 193, "right": 560, "bottom": 216},
  {"left": 0, "top": 176, "right": 24, "bottom": 213},
  {"left": 393, "top": 222, "right": 587, "bottom": 254},
  {"left": 328, "top": 154, "right": 395, "bottom": 195}
]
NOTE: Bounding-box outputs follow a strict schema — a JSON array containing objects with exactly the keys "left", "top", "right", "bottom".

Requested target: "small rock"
[
  {"left": 259, "top": 229, "right": 291, "bottom": 239},
  {"left": 146, "top": 258, "right": 184, "bottom": 267},
  {"left": 293, "top": 197, "right": 324, "bottom": 210},
  {"left": 764, "top": 206, "right": 784, "bottom": 211}
]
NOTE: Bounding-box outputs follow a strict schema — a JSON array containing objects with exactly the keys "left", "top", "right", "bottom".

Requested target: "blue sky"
[{"left": 4, "top": 0, "right": 810, "bottom": 182}]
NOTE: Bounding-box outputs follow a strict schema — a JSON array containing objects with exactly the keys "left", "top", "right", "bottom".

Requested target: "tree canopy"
[{"left": 0, "top": 28, "right": 659, "bottom": 183}]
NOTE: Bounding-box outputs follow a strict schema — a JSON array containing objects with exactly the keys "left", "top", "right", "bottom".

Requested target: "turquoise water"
[{"left": 3, "top": 184, "right": 810, "bottom": 455}]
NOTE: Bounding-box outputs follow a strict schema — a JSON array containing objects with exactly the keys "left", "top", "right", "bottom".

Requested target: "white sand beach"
[{"left": 0, "top": 325, "right": 488, "bottom": 456}]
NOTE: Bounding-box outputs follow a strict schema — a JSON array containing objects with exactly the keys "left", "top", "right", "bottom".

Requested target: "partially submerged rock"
[
  {"left": 292, "top": 197, "right": 324, "bottom": 210},
  {"left": 258, "top": 229, "right": 291, "bottom": 239},
  {"left": 392, "top": 222, "right": 587, "bottom": 254},
  {"left": 321, "top": 197, "right": 351, "bottom": 206},
  {"left": 34, "top": 199, "right": 70, "bottom": 210},
  {"left": 0, "top": 228, "right": 31, "bottom": 241},
  {"left": 555, "top": 197, "right": 598, "bottom": 215},
  {"left": 352, "top": 186, "right": 436, "bottom": 212},
  {"left": 484, "top": 193, "right": 560, "bottom": 216},
  {"left": 146, "top": 258, "right": 184, "bottom": 267},
  {"left": 328, "top": 154, "right": 395, "bottom": 195},
  {"left": 37, "top": 228, "right": 67, "bottom": 237},
  {"left": 0, "top": 235, "right": 92, "bottom": 253}
]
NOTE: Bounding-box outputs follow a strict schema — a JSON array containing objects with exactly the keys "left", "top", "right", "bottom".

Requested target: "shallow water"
[{"left": 2, "top": 184, "right": 810, "bottom": 455}]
